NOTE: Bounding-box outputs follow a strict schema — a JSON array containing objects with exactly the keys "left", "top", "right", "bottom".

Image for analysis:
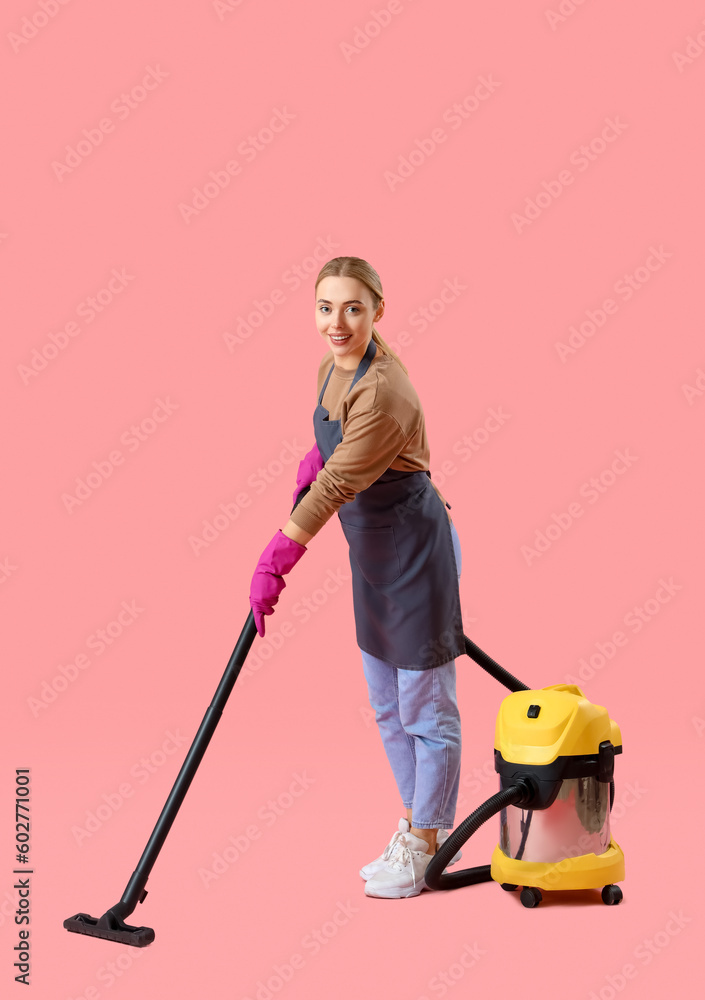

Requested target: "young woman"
[{"left": 250, "top": 256, "right": 466, "bottom": 899}]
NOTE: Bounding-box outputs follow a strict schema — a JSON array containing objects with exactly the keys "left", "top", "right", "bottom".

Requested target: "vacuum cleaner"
[
  {"left": 64, "top": 488, "right": 623, "bottom": 947},
  {"left": 424, "top": 641, "right": 625, "bottom": 907}
]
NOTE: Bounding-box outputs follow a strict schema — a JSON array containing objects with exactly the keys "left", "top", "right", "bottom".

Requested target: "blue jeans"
[{"left": 361, "top": 520, "right": 462, "bottom": 830}]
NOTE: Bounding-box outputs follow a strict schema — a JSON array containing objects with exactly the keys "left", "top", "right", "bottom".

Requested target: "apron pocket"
[{"left": 340, "top": 522, "right": 401, "bottom": 585}]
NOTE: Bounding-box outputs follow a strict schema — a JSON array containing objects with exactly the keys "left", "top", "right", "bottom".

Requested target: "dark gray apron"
[{"left": 313, "top": 338, "right": 465, "bottom": 669}]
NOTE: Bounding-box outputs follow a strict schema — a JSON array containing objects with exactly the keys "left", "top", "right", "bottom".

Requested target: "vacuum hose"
[
  {"left": 424, "top": 637, "right": 532, "bottom": 890},
  {"left": 463, "top": 634, "right": 529, "bottom": 693},
  {"left": 424, "top": 781, "right": 532, "bottom": 890}
]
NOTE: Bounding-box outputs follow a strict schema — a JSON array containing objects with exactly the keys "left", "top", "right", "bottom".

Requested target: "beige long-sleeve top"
[{"left": 289, "top": 344, "right": 451, "bottom": 537}]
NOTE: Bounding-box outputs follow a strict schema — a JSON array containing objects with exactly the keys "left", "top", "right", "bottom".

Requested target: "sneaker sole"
[{"left": 364, "top": 877, "right": 428, "bottom": 898}]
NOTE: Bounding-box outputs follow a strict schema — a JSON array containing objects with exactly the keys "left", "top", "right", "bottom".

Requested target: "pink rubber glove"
[
  {"left": 250, "top": 530, "right": 307, "bottom": 637},
  {"left": 292, "top": 441, "right": 324, "bottom": 506}
]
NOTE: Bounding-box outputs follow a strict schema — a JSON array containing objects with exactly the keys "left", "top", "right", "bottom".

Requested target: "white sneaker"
[
  {"left": 364, "top": 833, "right": 435, "bottom": 898},
  {"left": 359, "top": 818, "right": 410, "bottom": 880},
  {"left": 359, "top": 818, "right": 463, "bottom": 881}
]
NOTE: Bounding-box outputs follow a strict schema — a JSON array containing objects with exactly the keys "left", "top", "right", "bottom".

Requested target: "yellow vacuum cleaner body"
[{"left": 490, "top": 684, "right": 625, "bottom": 905}]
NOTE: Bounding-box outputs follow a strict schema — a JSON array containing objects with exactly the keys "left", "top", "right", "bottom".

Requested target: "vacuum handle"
[
  {"left": 210, "top": 482, "right": 313, "bottom": 702},
  {"left": 213, "top": 483, "right": 312, "bottom": 697}
]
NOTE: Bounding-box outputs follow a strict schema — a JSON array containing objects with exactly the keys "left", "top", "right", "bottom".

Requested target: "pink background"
[{"left": 3, "top": 1, "right": 703, "bottom": 997}]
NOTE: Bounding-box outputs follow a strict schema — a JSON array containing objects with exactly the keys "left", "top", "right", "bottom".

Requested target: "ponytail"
[{"left": 371, "top": 328, "right": 409, "bottom": 376}]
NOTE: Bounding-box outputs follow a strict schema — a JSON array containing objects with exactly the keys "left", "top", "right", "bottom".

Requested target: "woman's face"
[{"left": 315, "top": 275, "right": 384, "bottom": 368}]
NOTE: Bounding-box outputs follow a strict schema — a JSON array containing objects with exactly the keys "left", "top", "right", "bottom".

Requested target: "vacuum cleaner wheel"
[{"left": 601, "top": 884, "right": 623, "bottom": 905}]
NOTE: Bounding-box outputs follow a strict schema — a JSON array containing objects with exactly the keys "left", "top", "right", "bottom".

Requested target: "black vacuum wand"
[{"left": 63, "top": 487, "right": 313, "bottom": 946}]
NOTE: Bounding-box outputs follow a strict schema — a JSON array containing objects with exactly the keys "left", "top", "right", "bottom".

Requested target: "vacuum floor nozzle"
[{"left": 63, "top": 911, "right": 155, "bottom": 947}]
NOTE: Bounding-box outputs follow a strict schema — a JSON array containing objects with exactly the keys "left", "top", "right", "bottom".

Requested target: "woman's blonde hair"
[{"left": 314, "top": 256, "right": 409, "bottom": 375}]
